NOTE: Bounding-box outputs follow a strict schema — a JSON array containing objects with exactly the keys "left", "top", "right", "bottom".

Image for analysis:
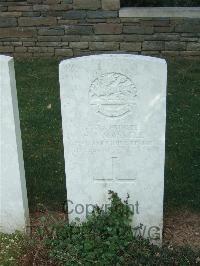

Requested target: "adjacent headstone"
[
  {"left": 60, "top": 54, "right": 167, "bottom": 245},
  {"left": 0, "top": 55, "right": 29, "bottom": 233}
]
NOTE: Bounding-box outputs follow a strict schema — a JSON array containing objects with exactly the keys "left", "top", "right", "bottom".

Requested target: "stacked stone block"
[{"left": 0, "top": 0, "right": 199, "bottom": 58}]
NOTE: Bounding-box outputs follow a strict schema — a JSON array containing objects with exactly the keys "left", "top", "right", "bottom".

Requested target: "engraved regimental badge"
[{"left": 89, "top": 72, "right": 137, "bottom": 118}]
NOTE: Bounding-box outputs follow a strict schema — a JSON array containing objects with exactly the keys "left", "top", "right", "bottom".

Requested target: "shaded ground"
[{"left": 164, "top": 210, "right": 200, "bottom": 250}]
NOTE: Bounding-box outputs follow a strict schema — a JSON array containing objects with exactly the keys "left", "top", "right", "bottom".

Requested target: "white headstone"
[
  {"left": 60, "top": 54, "right": 167, "bottom": 245},
  {"left": 0, "top": 55, "right": 29, "bottom": 233}
]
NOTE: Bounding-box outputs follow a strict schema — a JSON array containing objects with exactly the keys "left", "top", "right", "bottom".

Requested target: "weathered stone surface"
[
  {"left": 95, "top": 23, "right": 122, "bottom": 34},
  {"left": 19, "top": 17, "right": 57, "bottom": 26},
  {"left": 165, "top": 41, "right": 186, "bottom": 50},
  {"left": 102, "top": 0, "right": 120, "bottom": 11},
  {"left": 187, "top": 42, "right": 200, "bottom": 50},
  {"left": 0, "top": 27, "right": 36, "bottom": 38},
  {"left": 37, "top": 41, "right": 63, "bottom": 47},
  {"left": 62, "top": 10, "right": 86, "bottom": 19},
  {"left": 44, "top": 0, "right": 62, "bottom": 4},
  {"left": 55, "top": 48, "right": 73, "bottom": 56},
  {"left": 123, "top": 35, "right": 145, "bottom": 42},
  {"left": 33, "top": 4, "right": 50, "bottom": 11},
  {"left": 15, "top": 46, "right": 27, "bottom": 52},
  {"left": 161, "top": 50, "right": 180, "bottom": 56},
  {"left": 87, "top": 18, "right": 107, "bottom": 23},
  {"left": 0, "top": 46, "right": 14, "bottom": 53},
  {"left": 180, "top": 50, "right": 200, "bottom": 56},
  {"left": 0, "top": 2, "right": 199, "bottom": 58},
  {"left": 151, "top": 19, "right": 170, "bottom": 27},
  {"left": 33, "top": 4, "right": 71, "bottom": 11},
  {"left": 28, "top": 47, "right": 54, "bottom": 52},
  {"left": 22, "top": 11, "right": 41, "bottom": 17},
  {"left": 87, "top": 11, "right": 118, "bottom": 19},
  {"left": 23, "top": 41, "right": 35, "bottom": 46},
  {"left": 0, "top": 18, "right": 17, "bottom": 27},
  {"left": 74, "top": 0, "right": 101, "bottom": 10},
  {"left": 62, "top": 0, "right": 73, "bottom": 4},
  {"left": 0, "top": 55, "right": 29, "bottom": 233},
  {"left": 143, "top": 41, "right": 164, "bottom": 51},
  {"left": 58, "top": 19, "right": 79, "bottom": 25},
  {"left": 65, "top": 25, "right": 93, "bottom": 35},
  {"left": 120, "top": 18, "right": 140, "bottom": 23},
  {"left": 154, "top": 26, "right": 174, "bottom": 33},
  {"left": 89, "top": 42, "right": 119, "bottom": 50},
  {"left": 59, "top": 54, "right": 167, "bottom": 245},
  {"left": 120, "top": 42, "right": 142, "bottom": 51},
  {"left": 3, "top": 41, "right": 22, "bottom": 47},
  {"left": 81, "top": 34, "right": 124, "bottom": 42},
  {"left": 73, "top": 49, "right": 93, "bottom": 56},
  {"left": 0, "top": 12, "right": 22, "bottom": 17},
  {"left": 32, "top": 52, "right": 54, "bottom": 57},
  {"left": 181, "top": 37, "right": 198, "bottom": 42},
  {"left": 27, "top": 0, "right": 43, "bottom": 3},
  {"left": 141, "top": 51, "right": 160, "bottom": 56},
  {"left": 0, "top": 6, "right": 7, "bottom": 12},
  {"left": 107, "top": 18, "right": 121, "bottom": 23},
  {"left": 38, "top": 36, "right": 62, "bottom": 41},
  {"left": 13, "top": 52, "right": 33, "bottom": 58},
  {"left": 8, "top": 5, "right": 33, "bottom": 12},
  {"left": 175, "top": 21, "right": 200, "bottom": 33},
  {"left": 144, "top": 33, "right": 180, "bottom": 41},
  {"left": 62, "top": 35, "right": 81, "bottom": 42},
  {"left": 38, "top": 27, "right": 64, "bottom": 36},
  {"left": 181, "top": 32, "right": 200, "bottom": 37},
  {"left": 123, "top": 25, "right": 154, "bottom": 34},
  {"left": 69, "top": 42, "right": 89, "bottom": 49}
]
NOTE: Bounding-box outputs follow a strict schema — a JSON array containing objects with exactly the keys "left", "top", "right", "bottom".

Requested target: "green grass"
[
  {"left": 165, "top": 60, "right": 200, "bottom": 211},
  {"left": 0, "top": 232, "right": 27, "bottom": 266},
  {"left": 14, "top": 59, "right": 200, "bottom": 212},
  {"left": 15, "top": 59, "right": 66, "bottom": 211}
]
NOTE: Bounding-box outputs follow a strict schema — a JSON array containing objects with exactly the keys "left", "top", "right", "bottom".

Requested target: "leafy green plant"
[
  {"left": 43, "top": 191, "right": 134, "bottom": 265},
  {"left": 36, "top": 191, "right": 200, "bottom": 265}
]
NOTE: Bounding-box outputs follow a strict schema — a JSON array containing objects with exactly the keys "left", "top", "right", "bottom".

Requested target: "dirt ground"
[{"left": 163, "top": 210, "right": 200, "bottom": 250}]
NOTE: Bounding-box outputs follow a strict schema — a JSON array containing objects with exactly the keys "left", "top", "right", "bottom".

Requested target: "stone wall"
[{"left": 0, "top": 0, "right": 199, "bottom": 58}]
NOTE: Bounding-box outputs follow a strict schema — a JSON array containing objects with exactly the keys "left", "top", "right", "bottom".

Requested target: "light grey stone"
[
  {"left": 0, "top": 55, "right": 29, "bottom": 233},
  {"left": 119, "top": 7, "right": 200, "bottom": 18},
  {"left": 59, "top": 54, "right": 167, "bottom": 245}
]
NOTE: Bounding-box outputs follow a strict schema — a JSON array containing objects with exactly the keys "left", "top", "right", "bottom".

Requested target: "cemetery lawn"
[{"left": 15, "top": 58, "right": 200, "bottom": 212}]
